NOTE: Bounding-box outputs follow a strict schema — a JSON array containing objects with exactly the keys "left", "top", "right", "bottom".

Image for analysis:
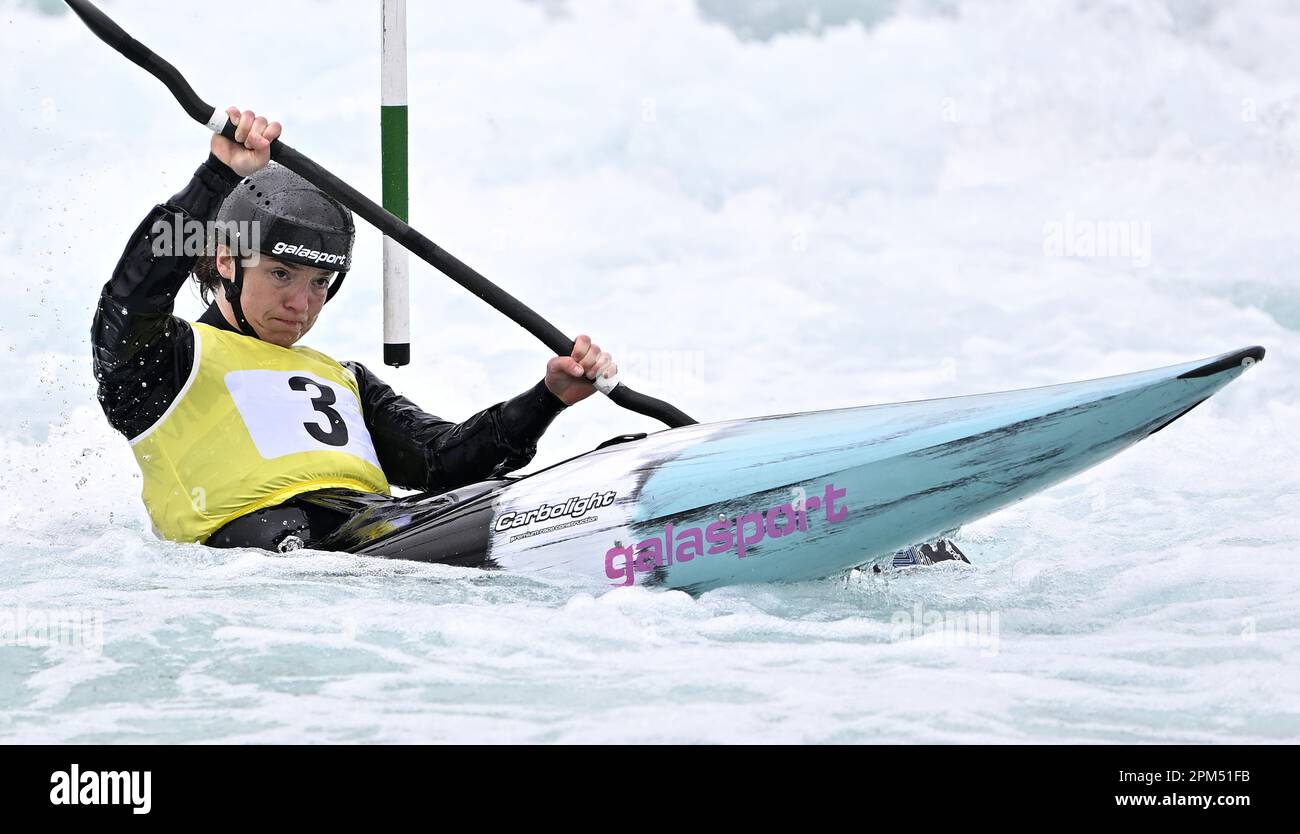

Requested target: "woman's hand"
[
  {"left": 544, "top": 335, "right": 617, "bottom": 407},
  {"left": 210, "top": 106, "right": 282, "bottom": 177}
]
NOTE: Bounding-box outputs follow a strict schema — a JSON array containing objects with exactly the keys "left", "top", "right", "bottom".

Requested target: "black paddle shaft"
[{"left": 64, "top": 0, "right": 697, "bottom": 429}]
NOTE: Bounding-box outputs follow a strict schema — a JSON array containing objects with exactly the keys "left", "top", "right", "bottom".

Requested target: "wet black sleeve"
[
  {"left": 91, "top": 154, "right": 244, "bottom": 439},
  {"left": 342, "top": 361, "right": 568, "bottom": 492}
]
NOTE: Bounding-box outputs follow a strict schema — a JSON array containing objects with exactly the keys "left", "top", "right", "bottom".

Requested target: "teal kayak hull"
[{"left": 349, "top": 347, "right": 1264, "bottom": 593}]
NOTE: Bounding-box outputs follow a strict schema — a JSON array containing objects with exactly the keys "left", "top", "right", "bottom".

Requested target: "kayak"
[{"left": 317, "top": 346, "right": 1264, "bottom": 593}]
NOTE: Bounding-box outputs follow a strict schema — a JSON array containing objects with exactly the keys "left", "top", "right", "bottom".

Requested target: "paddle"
[{"left": 63, "top": 0, "right": 697, "bottom": 429}]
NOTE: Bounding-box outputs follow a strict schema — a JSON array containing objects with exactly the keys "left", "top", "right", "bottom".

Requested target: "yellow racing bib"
[{"left": 131, "top": 322, "right": 390, "bottom": 543}]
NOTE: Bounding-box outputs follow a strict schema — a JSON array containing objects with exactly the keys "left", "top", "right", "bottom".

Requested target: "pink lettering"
[
  {"left": 823, "top": 483, "right": 847, "bottom": 523},
  {"left": 604, "top": 545, "right": 634, "bottom": 586},
  {"left": 735, "top": 512, "right": 765, "bottom": 558},
  {"left": 603, "top": 483, "right": 851, "bottom": 585},
  {"left": 766, "top": 503, "right": 797, "bottom": 538}
]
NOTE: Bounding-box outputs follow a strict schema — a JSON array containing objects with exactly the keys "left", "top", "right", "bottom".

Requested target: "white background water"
[{"left": 1, "top": 0, "right": 1297, "bottom": 742}]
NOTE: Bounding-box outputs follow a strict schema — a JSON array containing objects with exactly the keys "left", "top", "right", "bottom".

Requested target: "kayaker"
[{"left": 93, "top": 108, "right": 618, "bottom": 552}]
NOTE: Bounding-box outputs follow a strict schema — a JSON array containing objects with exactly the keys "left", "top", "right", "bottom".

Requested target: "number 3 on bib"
[
  {"left": 225, "top": 369, "right": 381, "bottom": 468},
  {"left": 288, "top": 376, "right": 349, "bottom": 447}
]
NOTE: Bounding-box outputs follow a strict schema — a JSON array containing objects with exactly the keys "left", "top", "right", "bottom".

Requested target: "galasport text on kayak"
[{"left": 606, "top": 483, "right": 850, "bottom": 586}]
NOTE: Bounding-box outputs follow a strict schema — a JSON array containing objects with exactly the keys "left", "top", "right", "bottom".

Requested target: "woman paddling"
[{"left": 93, "top": 108, "right": 617, "bottom": 552}]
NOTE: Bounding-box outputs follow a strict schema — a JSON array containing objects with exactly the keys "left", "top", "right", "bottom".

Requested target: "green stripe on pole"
[{"left": 380, "top": 105, "right": 408, "bottom": 222}]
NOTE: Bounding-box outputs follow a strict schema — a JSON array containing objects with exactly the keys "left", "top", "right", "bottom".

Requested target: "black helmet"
[{"left": 214, "top": 163, "right": 355, "bottom": 338}]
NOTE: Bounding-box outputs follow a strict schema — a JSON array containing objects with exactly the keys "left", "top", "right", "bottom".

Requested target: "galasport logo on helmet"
[{"left": 271, "top": 241, "right": 348, "bottom": 266}]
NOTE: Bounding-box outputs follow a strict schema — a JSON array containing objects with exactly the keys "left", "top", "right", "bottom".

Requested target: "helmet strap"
[
  {"left": 219, "top": 245, "right": 262, "bottom": 340},
  {"left": 325, "top": 271, "right": 348, "bottom": 303}
]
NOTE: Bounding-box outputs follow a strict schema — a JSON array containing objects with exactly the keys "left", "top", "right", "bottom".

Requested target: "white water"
[{"left": 1, "top": 0, "right": 1297, "bottom": 742}]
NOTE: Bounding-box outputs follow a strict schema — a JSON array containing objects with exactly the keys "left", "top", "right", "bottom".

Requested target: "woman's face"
[{"left": 215, "top": 248, "right": 335, "bottom": 348}]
